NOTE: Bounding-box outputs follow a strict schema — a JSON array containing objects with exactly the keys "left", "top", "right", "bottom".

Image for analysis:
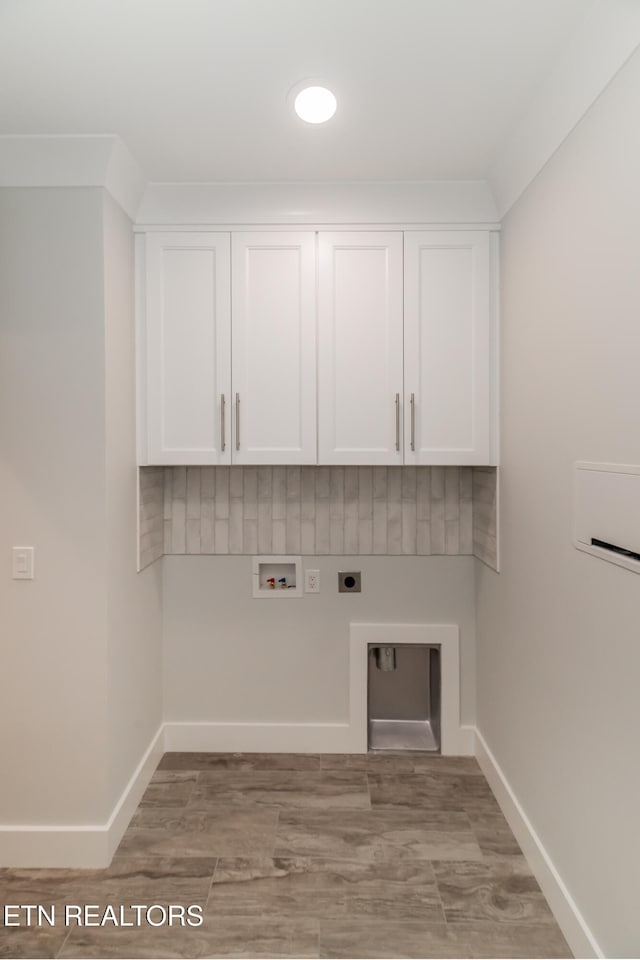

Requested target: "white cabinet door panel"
[
  {"left": 145, "top": 232, "right": 231, "bottom": 464},
  {"left": 404, "top": 231, "right": 490, "bottom": 464},
  {"left": 318, "top": 232, "right": 403, "bottom": 464},
  {"left": 232, "top": 233, "right": 316, "bottom": 464}
]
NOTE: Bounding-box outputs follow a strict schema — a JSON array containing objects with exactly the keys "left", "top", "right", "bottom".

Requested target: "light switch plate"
[{"left": 12, "top": 546, "right": 35, "bottom": 580}]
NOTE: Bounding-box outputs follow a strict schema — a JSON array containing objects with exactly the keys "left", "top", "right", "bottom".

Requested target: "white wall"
[
  {"left": 0, "top": 188, "right": 109, "bottom": 824},
  {"left": 476, "top": 47, "right": 640, "bottom": 958},
  {"left": 163, "top": 555, "right": 475, "bottom": 731},
  {"left": 0, "top": 187, "right": 163, "bottom": 862},
  {"left": 103, "top": 194, "right": 163, "bottom": 813}
]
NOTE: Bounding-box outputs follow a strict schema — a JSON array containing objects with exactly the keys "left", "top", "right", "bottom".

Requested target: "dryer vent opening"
[{"left": 367, "top": 644, "right": 441, "bottom": 752}]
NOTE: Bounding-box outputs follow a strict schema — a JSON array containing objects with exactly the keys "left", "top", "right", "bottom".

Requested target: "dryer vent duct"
[{"left": 373, "top": 646, "right": 397, "bottom": 671}]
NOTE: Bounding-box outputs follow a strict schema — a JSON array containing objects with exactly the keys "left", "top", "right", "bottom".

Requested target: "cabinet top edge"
[{"left": 133, "top": 222, "right": 502, "bottom": 234}]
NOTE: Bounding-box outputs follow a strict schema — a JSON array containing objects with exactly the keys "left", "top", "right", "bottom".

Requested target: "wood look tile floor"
[{"left": 0, "top": 753, "right": 572, "bottom": 959}]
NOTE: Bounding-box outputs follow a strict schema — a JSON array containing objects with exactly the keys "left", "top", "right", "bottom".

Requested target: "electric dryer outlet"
[{"left": 338, "top": 571, "right": 361, "bottom": 593}]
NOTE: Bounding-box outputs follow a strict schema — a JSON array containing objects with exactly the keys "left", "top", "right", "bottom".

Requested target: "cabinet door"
[
  {"left": 232, "top": 233, "right": 316, "bottom": 464},
  {"left": 318, "top": 232, "right": 404, "bottom": 464},
  {"left": 144, "top": 232, "right": 231, "bottom": 464},
  {"left": 404, "top": 231, "right": 491, "bottom": 464}
]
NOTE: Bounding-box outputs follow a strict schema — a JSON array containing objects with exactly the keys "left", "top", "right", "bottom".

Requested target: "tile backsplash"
[
  {"left": 473, "top": 466, "right": 498, "bottom": 570},
  {"left": 138, "top": 466, "right": 164, "bottom": 570},
  {"left": 138, "top": 465, "right": 498, "bottom": 570}
]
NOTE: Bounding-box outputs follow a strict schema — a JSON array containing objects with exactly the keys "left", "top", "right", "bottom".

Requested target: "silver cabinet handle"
[
  {"left": 395, "top": 393, "right": 400, "bottom": 452},
  {"left": 410, "top": 393, "right": 416, "bottom": 452},
  {"left": 220, "top": 393, "right": 226, "bottom": 452},
  {"left": 235, "top": 392, "right": 240, "bottom": 451}
]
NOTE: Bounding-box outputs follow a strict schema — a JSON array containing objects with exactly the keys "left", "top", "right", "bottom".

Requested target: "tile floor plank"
[
  {"left": 466, "top": 810, "right": 523, "bottom": 858},
  {"left": 451, "top": 920, "right": 572, "bottom": 958},
  {"left": 60, "top": 917, "right": 320, "bottom": 959},
  {"left": 139, "top": 771, "right": 199, "bottom": 808},
  {"left": 320, "top": 753, "right": 415, "bottom": 773},
  {"left": 158, "top": 752, "right": 321, "bottom": 771},
  {"left": 207, "top": 857, "right": 444, "bottom": 922},
  {"left": 319, "top": 920, "right": 467, "bottom": 959},
  {"left": 0, "top": 857, "right": 216, "bottom": 904},
  {"left": 275, "top": 808, "right": 483, "bottom": 862},
  {"left": 0, "top": 927, "right": 70, "bottom": 960},
  {"left": 433, "top": 859, "right": 557, "bottom": 925},
  {"left": 189, "top": 770, "right": 371, "bottom": 811},
  {"left": 368, "top": 771, "right": 502, "bottom": 814},
  {"left": 115, "top": 807, "right": 279, "bottom": 858},
  {"left": 321, "top": 753, "right": 484, "bottom": 777},
  {"left": 409, "top": 756, "right": 484, "bottom": 777},
  {"left": 318, "top": 919, "right": 572, "bottom": 959}
]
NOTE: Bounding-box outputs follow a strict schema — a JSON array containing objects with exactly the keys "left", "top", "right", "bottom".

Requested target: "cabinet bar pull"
[
  {"left": 410, "top": 393, "right": 416, "bottom": 452},
  {"left": 220, "top": 393, "right": 226, "bottom": 452},
  {"left": 235, "top": 392, "right": 240, "bottom": 451},
  {"left": 395, "top": 393, "right": 400, "bottom": 452}
]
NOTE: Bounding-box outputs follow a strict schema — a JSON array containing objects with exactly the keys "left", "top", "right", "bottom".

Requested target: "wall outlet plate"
[
  {"left": 338, "top": 570, "right": 361, "bottom": 593},
  {"left": 305, "top": 568, "right": 320, "bottom": 593}
]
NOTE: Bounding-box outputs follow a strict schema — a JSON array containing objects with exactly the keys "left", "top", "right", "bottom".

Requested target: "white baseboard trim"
[
  {"left": 163, "top": 721, "right": 476, "bottom": 758},
  {"left": 163, "top": 721, "right": 352, "bottom": 753},
  {"left": 0, "top": 725, "right": 164, "bottom": 869},
  {"left": 106, "top": 724, "right": 165, "bottom": 860},
  {"left": 0, "top": 824, "right": 111, "bottom": 870},
  {"left": 475, "top": 727, "right": 602, "bottom": 960}
]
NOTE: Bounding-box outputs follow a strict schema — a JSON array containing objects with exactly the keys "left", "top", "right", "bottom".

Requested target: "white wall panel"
[{"left": 476, "top": 47, "right": 640, "bottom": 957}]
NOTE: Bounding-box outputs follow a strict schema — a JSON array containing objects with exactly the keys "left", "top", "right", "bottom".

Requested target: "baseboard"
[
  {"left": 475, "top": 728, "right": 602, "bottom": 959},
  {"left": 163, "top": 720, "right": 476, "bottom": 757},
  {"left": 0, "top": 824, "right": 112, "bottom": 869},
  {"left": 106, "top": 724, "right": 165, "bottom": 860},
  {"left": 163, "top": 721, "right": 353, "bottom": 753},
  {"left": 0, "top": 725, "right": 164, "bottom": 868}
]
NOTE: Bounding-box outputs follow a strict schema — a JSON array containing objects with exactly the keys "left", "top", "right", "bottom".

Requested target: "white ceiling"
[{"left": 0, "top": 0, "right": 594, "bottom": 183}]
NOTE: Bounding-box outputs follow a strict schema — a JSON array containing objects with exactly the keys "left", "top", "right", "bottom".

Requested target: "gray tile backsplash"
[
  {"left": 138, "top": 466, "right": 164, "bottom": 570},
  {"left": 139, "top": 465, "right": 499, "bottom": 569},
  {"left": 472, "top": 466, "right": 498, "bottom": 570},
  {"left": 163, "top": 465, "right": 472, "bottom": 557}
]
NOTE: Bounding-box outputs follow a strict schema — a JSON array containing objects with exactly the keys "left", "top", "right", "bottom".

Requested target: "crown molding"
[
  {"left": 490, "top": 0, "right": 640, "bottom": 218},
  {"left": 0, "top": 135, "right": 145, "bottom": 221}
]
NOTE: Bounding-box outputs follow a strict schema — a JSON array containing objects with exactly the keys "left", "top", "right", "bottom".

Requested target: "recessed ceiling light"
[{"left": 292, "top": 84, "right": 337, "bottom": 124}]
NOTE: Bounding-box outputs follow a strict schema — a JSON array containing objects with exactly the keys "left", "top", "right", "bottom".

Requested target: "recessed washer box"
[{"left": 252, "top": 556, "right": 303, "bottom": 598}]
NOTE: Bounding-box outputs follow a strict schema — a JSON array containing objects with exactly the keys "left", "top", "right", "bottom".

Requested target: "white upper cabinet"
[
  {"left": 140, "top": 231, "right": 316, "bottom": 466},
  {"left": 318, "top": 232, "right": 404, "bottom": 464},
  {"left": 144, "top": 232, "right": 231, "bottom": 464},
  {"left": 404, "top": 231, "right": 491, "bottom": 464},
  {"left": 231, "top": 233, "right": 317, "bottom": 464},
  {"left": 139, "top": 226, "right": 496, "bottom": 467}
]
